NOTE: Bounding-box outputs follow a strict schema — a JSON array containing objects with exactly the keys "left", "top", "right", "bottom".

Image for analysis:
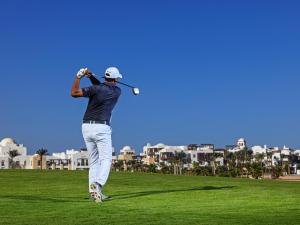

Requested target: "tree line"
[{"left": 111, "top": 148, "right": 296, "bottom": 179}]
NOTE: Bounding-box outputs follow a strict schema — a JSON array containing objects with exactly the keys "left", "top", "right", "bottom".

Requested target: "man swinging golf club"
[{"left": 71, "top": 66, "right": 122, "bottom": 203}]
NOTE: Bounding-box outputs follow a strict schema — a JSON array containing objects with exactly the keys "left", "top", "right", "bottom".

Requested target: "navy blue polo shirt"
[{"left": 82, "top": 83, "right": 121, "bottom": 123}]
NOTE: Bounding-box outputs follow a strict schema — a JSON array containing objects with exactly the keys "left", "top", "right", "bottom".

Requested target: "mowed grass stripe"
[{"left": 0, "top": 170, "right": 299, "bottom": 225}]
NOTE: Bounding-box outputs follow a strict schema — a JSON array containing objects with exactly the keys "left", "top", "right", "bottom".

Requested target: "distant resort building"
[
  {"left": 1, "top": 136, "right": 300, "bottom": 175},
  {"left": 158, "top": 145, "right": 187, "bottom": 166},
  {"left": 227, "top": 138, "right": 247, "bottom": 152},
  {"left": 118, "top": 146, "right": 136, "bottom": 162},
  {"left": 48, "top": 149, "right": 89, "bottom": 170},
  {"left": 0, "top": 138, "right": 27, "bottom": 169},
  {"left": 0, "top": 137, "right": 117, "bottom": 171},
  {"left": 0, "top": 137, "right": 90, "bottom": 170},
  {"left": 251, "top": 145, "right": 267, "bottom": 155},
  {"left": 141, "top": 143, "right": 166, "bottom": 165}
]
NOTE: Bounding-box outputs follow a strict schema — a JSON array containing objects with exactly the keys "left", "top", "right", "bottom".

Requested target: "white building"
[
  {"left": 68, "top": 150, "right": 89, "bottom": 170},
  {"left": 293, "top": 150, "right": 300, "bottom": 175},
  {"left": 252, "top": 145, "right": 267, "bottom": 155},
  {"left": 186, "top": 150, "right": 198, "bottom": 164},
  {"left": 48, "top": 149, "right": 89, "bottom": 170},
  {"left": 227, "top": 138, "right": 247, "bottom": 153},
  {"left": 281, "top": 146, "right": 292, "bottom": 156},
  {"left": 0, "top": 138, "right": 28, "bottom": 169},
  {"left": 270, "top": 147, "right": 281, "bottom": 166},
  {"left": 141, "top": 143, "right": 166, "bottom": 165},
  {"left": 159, "top": 145, "right": 187, "bottom": 166},
  {"left": 237, "top": 138, "right": 247, "bottom": 149}
]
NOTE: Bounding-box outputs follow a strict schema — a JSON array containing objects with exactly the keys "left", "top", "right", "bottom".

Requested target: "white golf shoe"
[
  {"left": 89, "top": 183, "right": 113, "bottom": 203},
  {"left": 90, "top": 183, "right": 102, "bottom": 203}
]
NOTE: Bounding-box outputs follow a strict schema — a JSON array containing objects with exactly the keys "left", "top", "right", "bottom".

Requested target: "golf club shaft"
[
  {"left": 116, "top": 81, "right": 135, "bottom": 89},
  {"left": 91, "top": 74, "right": 136, "bottom": 88}
]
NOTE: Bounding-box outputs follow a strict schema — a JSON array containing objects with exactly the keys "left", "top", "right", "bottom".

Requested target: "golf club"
[
  {"left": 90, "top": 73, "right": 140, "bottom": 96},
  {"left": 116, "top": 81, "right": 140, "bottom": 96}
]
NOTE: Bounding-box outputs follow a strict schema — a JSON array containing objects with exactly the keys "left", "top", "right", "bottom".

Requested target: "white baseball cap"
[{"left": 105, "top": 67, "right": 123, "bottom": 79}]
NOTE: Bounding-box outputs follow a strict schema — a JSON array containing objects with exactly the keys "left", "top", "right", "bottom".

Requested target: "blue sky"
[{"left": 1, "top": 0, "right": 300, "bottom": 154}]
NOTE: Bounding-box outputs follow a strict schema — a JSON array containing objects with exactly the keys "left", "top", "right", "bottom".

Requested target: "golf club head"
[{"left": 132, "top": 88, "right": 140, "bottom": 95}]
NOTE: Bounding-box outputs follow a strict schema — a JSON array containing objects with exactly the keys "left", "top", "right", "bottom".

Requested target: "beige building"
[
  {"left": 28, "top": 154, "right": 48, "bottom": 169},
  {"left": 118, "top": 146, "right": 136, "bottom": 162},
  {"left": 141, "top": 143, "right": 166, "bottom": 165}
]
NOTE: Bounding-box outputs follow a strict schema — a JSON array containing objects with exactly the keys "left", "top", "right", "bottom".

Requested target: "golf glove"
[
  {"left": 76, "top": 68, "right": 88, "bottom": 79},
  {"left": 85, "top": 70, "right": 93, "bottom": 78}
]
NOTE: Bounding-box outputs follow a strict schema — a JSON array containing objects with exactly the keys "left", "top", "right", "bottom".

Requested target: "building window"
[
  {"left": 1, "top": 161, "right": 4, "bottom": 167},
  {"left": 38, "top": 160, "right": 41, "bottom": 166},
  {"left": 86, "top": 160, "right": 88, "bottom": 166}
]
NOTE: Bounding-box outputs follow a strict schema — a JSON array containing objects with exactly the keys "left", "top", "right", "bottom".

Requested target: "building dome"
[
  {"left": 0, "top": 138, "right": 16, "bottom": 146},
  {"left": 122, "top": 146, "right": 132, "bottom": 151},
  {"left": 157, "top": 143, "right": 165, "bottom": 148},
  {"left": 237, "top": 138, "right": 246, "bottom": 149}
]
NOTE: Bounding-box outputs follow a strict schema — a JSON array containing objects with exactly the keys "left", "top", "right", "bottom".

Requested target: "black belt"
[{"left": 83, "top": 120, "right": 110, "bottom": 126}]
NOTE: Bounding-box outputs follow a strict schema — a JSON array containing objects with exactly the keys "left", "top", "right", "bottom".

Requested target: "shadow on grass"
[
  {"left": 113, "top": 185, "right": 235, "bottom": 200},
  {"left": 0, "top": 195, "right": 87, "bottom": 203},
  {"left": 0, "top": 186, "right": 235, "bottom": 203}
]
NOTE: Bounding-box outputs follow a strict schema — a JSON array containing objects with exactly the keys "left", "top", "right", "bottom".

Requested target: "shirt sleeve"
[
  {"left": 81, "top": 85, "right": 97, "bottom": 98},
  {"left": 117, "top": 87, "right": 122, "bottom": 96}
]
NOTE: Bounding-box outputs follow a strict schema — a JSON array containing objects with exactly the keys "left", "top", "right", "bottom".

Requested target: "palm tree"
[
  {"left": 254, "top": 153, "right": 265, "bottom": 178},
  {"left": 237, "top": 148, "right": 249, "bottom": 177},
  {"left": 266, "top": 151, "right": 272, "bottom": 176},
  {"left": 170, "top": 151, "right": 186, "bottom": 175},
  {"left": 127, "top": 160, "right": 136, "bottom": 172},
  {"left": 147, "top": 164, "right": 157, "bottom": 173},
  {"left": 170, "top": 156, "right": 178, "bottom": 175},
  {"left": 133, "top": 161, "right": 143, "bottom": 172},
  {"left": 114, "top": 160, "right": 124, "bottom": 171},
  {"left": 177, "top": 151, "right": 186, "bottom": 175},
  {"left": 159, "top": 162, "right": 169, "bottom": 174},
  {"left": 36, "top": 148, "right": 48, "bottom": 170},
  {"left": 191, "top": 162, "right": 200, "bottom": 176},
  {"left": 225, "top": 152, "right": 239, "bottom": 177},
  {"left": 212, "top": 153, "right": 223, "bottom": 176},
  {"left": 8, "top": 150, "right": 20, "bottom": 168}
]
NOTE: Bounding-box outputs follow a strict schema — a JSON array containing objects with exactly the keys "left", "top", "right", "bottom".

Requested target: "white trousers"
[{"left": 82, "top": 123, "right": 112, "bottom": 192}]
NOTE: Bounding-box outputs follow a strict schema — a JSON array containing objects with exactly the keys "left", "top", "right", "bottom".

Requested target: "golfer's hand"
[
  {"left": 76, "top": 68, "right": 87, "bottom": 79},
  {"left": 84, "top": 69, "right": 93, "bottom": 78}
]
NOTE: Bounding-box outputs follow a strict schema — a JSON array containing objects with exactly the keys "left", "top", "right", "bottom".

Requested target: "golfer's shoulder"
[
  {"left": 94, "top": 83, "right": 107, "bottom": 90},
  {"left": 115, "top": 86, "right": 121, "bottom": 96},
  {"left": 90, "top": 84, "right": 102, "bottom": 91},
  {"left": 115, "top": 85, "right": 121, "bottom": 92},
  {"left": 99, "top": 84, "right": 120, "bottom": 94}
]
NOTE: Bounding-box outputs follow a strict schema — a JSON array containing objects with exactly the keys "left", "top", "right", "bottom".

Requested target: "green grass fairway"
[{"left": 0, "top": 170, "right": 299, "bottom": 225}]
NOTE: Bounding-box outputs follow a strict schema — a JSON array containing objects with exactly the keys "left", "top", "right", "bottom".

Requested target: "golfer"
[{"left": 71, "top": 67, "right": 122, "bottom": 203}]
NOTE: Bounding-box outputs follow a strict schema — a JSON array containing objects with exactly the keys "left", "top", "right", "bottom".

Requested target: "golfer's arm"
[
  {"left": 70, "top": 77, "right": 84, "bottom": 98},
  {"left": 89, "top": 75, "right": 101, "bottom": 85}
]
